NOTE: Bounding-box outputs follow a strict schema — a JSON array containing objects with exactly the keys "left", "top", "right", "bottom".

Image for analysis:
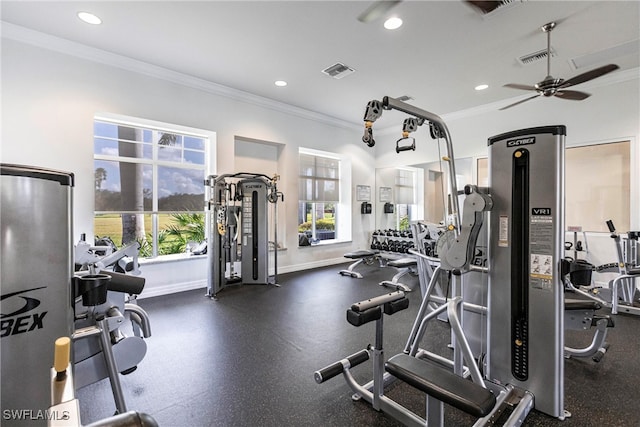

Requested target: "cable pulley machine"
[
  {"left": 316, "top": 97, "right": 569, "bottom": 425},
  {"left": 206, "top": 172, "right": 283, "bottom": 299}
]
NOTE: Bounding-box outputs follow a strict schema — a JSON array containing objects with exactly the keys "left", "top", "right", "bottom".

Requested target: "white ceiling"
[{"left": 2, "top": 1, "right": 639, "bottom": 127}]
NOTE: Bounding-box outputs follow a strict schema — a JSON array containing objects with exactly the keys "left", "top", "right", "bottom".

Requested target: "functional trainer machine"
[
  {"left": 315, "top": 97, "right": 570, "bottom": 425},
  {"left": 206, "top": 172, "right": 283, "bottom": 299}
]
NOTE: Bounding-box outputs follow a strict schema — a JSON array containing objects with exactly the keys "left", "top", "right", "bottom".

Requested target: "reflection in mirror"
[
  {"left": 374, "top": 166, "right": 423, "bottom": 232},
  {"left": 375, "top": 158, "right": 475, "bottom": 232}
]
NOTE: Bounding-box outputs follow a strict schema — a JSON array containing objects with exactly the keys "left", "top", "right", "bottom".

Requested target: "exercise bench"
[
  {"left": 315, "top": 291, "right": 508, "bottom": 427},
  {"left": 379, "top": 256, "right": 417, "bottom": 292},
  {"left": 338, "top": 250, "right": 382, "bottom": 278}
]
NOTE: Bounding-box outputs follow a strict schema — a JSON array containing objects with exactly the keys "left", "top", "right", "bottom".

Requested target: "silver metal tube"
[
  {"left": 72, "top": 325, "right": 102, "bottom": 340},
  {"left": 404, "top": 263, "right": 442, "bottom": 353},
  {"left": 447, "top": 297, "right": 485, "bottom": 386},
  {"left": 97, "top": 316, "right": 128, "bottom": 413},
  {"left": 125, "top": 303, "right": 152, "bottom": 338},
  {"left": 409, "top": 303, "right": 449, "bottom": 355}
]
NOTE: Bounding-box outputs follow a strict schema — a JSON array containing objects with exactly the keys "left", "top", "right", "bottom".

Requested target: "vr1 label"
[
  {"left": 507, "top": 137, "right": 536, "bottom": 147},
  {"left": 532, "top": 207, "right": 551, "bottom": 216}
]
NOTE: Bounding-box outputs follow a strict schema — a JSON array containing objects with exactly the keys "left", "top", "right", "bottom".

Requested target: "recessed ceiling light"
[
  {"left": 274, "top": 80, "right": 287, "bottom": 87},
  {"left": 77, "top": 12, "right": 102, "bottom": 25},
  {"left": 384, "top": 17, "right": 403, "bottom": 30},
  {"left": 475, "top": 84, "right": 489, "bottom": 91}
]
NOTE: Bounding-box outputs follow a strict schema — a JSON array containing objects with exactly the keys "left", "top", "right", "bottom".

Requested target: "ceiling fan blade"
[
  {"left": 504, "top": 83, "right": 538, "bottom": 91},
  {"left": 560, "top": 64, "right": 619, "bottom": 88},
  {"left": 499, "top": 94, "right": 540, "bottom": 111},
  {"left": 555, "top": 90, "right": 591, "bottom": 100},
  {"left": 358, "top": 0, "right": 402, "bottom": 23},
  {"left": 465, "top": 1, "right": 504, "bottom": 14}
]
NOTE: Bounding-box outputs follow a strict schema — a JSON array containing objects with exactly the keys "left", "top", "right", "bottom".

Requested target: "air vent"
[
  {"left": 468, "top": 0, "right": 524, "bottom": 16},
  {"left": 321, "top": 62, "right": 355, "bottom": 79},
  {"left": 517, "top": 47, "right": 556, "bottom": 66}
]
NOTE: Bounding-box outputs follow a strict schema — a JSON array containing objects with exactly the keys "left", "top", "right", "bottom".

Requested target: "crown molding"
[
  {"left": 1, "top": 22, "right": 361, "bottom": 131},
  {"left": 3, "top": 22, "right": 637, "bottom": 130}
]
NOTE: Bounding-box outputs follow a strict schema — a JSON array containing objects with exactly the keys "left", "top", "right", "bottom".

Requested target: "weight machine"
[
  {"left": 316, "top": 97, "right": 570, "bottom": 425},
  {"left": 206, "top": 172, "right": 283, "bottom": 299},
  {"left": 1, "top": 164, "right": 154, "bottom": 426},
  {"left": 564, "top": 220, "right": 640, "bottom": 316}
]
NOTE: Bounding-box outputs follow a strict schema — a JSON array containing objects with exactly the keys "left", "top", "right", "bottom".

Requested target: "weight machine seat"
[
  {"left": 565, "top": 298, "right": 602, "bottom": 311},
  {"left": 385, "top": 354, "right": 496, "bottom": 418},
  {"left": 386, "top": 257, "right": 417, "bottom": 268},
  {"left": 344, "top": 250, "right": 379, "bottom": 259}
]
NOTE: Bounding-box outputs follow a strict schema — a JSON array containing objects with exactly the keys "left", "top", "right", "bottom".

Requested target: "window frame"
[{"left": 93, "top": 113, "right": 216, "bottom": 258}]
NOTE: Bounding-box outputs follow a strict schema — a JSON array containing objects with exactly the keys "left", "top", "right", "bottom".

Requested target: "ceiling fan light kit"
[{"left": 501, "top": 21, "right": 619, "bottom": 110}]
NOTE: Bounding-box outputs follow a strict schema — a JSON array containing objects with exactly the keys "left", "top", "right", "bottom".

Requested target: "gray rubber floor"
[{"left": 78, "top": 263, "right": 640, "bottom": 426}]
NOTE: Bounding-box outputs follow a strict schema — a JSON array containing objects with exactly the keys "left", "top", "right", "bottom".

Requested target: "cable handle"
[{"left": 606, "top": 219, "right": 616, "bottom": 233}]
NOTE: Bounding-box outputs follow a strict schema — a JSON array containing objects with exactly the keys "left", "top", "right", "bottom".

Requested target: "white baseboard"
[
  {"left": 139, "top": 280, "right": 206, "bottom": 299},
  {"left": 138, "top": 258, "right": 348, "bottom": 299},
  {"left": 277, "top": 257, "right": 347, "bottom": 274}
]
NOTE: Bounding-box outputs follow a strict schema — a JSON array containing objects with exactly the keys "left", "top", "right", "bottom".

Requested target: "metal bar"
[
  {"left": 382, "top": 96, "right": 461, "bottom": 231},
  {"left": 97, "top": 316, "right": 128, "bottom": 413}
]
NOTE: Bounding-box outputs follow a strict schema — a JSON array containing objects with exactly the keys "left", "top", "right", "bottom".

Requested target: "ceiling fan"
[
  {"left": 358, "top": 1, "right": 505, "bottom": 23},
  {"left": 500, "top": 21, "right": 619, "bottom": 110},
  {"left": 357, "top": 0, "right": 402, "bottom": 23}
]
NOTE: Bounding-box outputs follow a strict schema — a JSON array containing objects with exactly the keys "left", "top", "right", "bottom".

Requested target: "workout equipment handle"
[
  {"left": 606, "top": 220, "right": 616, "bottom": 233},
  {"left": 592, "top": 343, "right": 610, "bottom": 363},
  {"left": 314, "top": 349, "right": 369, "bottom": 384},
  {"left": 102, "top": 270, "right": 146, "bottom": 295}
]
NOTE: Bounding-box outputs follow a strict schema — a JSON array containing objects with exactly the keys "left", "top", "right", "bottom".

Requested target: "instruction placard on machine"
[{"left": 530, "top": 212, "right": 554, "bottom": 290}]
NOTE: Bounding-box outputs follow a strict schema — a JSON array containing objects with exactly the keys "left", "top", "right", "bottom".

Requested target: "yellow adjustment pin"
[
  {"left": 515, "top": 339, "right": 523, "bottom": 346},
  {"left": 54, "top": 336, "right": 71, "bottom": 374},
  {"left": 442, "top": 156, "right": 450, "bottom": 162},
  {"left": 514, "top": 151, "right": 523, "bottom": 158},
  {"left": 365, "top": 121, "right": 373, "bottom": 129},
  {"left": 402, "top": 131, "right": 409, "bottom": 138}
]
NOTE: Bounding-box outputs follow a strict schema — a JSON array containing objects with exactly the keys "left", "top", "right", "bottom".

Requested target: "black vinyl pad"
[{"left": 385, "top": 354, "right": 496, "bottom": 418}]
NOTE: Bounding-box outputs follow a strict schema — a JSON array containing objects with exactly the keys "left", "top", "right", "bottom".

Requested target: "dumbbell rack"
[{"left": 370, "top": 229, "right": 415, "bottom": 257}]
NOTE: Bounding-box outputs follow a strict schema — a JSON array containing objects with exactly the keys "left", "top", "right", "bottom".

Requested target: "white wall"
[
  {"left": 1, "top": 38, "right": 376, "bottom": 297},
  {"left": 2, "top": 32, "right": 637, "bottom": 297}
]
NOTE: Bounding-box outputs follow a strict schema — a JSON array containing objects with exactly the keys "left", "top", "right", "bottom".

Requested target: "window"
[
  {"left": 565, "top": 141, "right": 630, "bottom": 232},
  {"left": 94, "top": 116, "right": 210, "bottom": 257},
  {"left": 298, "top": 148, "right": 351, "bottom": 245},
  {"left": 476, "top": 141, "right": 631, "bottom": 232},
  {"left": 394, "top": 168, "right": 417, "bottom": 231}
]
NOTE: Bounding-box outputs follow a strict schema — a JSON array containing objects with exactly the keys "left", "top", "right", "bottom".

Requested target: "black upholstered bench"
[{"left": 385, "top": 354, "right": 496, "bottom": 418}]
